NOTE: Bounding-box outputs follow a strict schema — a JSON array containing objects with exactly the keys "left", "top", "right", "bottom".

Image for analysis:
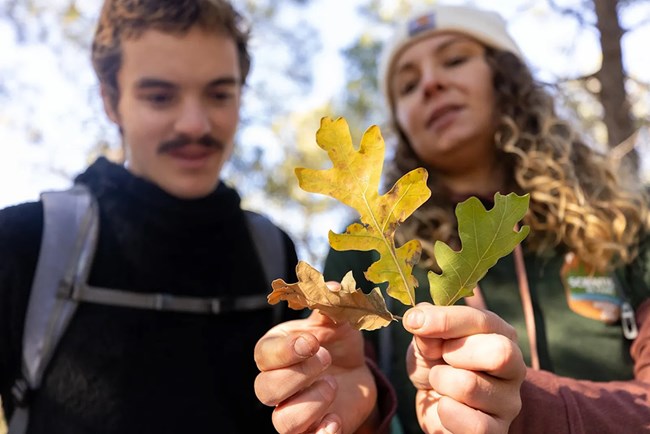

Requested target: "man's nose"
[{"left": 175, "top": 101, "right": 210, "bottom": 138}]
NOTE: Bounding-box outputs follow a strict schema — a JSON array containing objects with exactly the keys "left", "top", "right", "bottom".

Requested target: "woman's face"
[{"left": 391, "top": 33, "right": 500, "bottom": 175}]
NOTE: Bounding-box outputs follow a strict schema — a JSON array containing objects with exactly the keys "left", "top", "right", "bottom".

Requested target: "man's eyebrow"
[
  {"left": 206, "top": 77, "right": 241, "bottom": 87},
  {"left": 135, "top": 78, "right": 176, "bottom": 89},
  {"left": 134, "top": 77, "right": 241, "bottom": 89}
]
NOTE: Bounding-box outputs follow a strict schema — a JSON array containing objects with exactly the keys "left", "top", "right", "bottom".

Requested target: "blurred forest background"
[{"left": 0, "top": 0, "right": 649, "bottom": 429}]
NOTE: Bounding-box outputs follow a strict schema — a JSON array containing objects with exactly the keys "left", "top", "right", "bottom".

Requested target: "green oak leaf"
[{"left": 428, "top": 193, "right": 530, "bottom": 306}]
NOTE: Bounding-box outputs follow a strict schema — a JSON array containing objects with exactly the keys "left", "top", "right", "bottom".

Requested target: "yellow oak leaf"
[
  {"left": 268, "top": 261, "right": 394, "bottom": 331},
  {"left": 296, "top": 117, "right": 431, "bottom": 306}
]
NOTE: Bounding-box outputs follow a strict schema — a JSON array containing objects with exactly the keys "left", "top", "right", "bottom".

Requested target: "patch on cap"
[{"left": 407, "top": 13, "right": 437, "bottom": 37}]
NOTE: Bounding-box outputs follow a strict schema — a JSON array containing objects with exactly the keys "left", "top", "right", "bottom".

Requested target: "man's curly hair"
[
  {"left": 91, "top": 0, "right": 251, "bottom": 110},
  {"left": 386, "top": 49, "right": 649, "bottom": 273}
]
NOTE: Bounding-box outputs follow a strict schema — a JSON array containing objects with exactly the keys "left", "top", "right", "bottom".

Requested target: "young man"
[{"left": 0, "top": 1, "right": 301, "bottom": 432}]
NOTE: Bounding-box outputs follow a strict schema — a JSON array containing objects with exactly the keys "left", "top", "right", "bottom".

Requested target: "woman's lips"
[{"left": 427, "top": 105, "right": 462, "bottom": 131}]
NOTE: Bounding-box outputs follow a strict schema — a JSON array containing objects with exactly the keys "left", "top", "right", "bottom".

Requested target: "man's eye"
[
  {"left": 144, "top": 93, "right": 174, "bottom": 105},
  {"left": 209, "top": 91, "right": 234, "bottom": 101}
]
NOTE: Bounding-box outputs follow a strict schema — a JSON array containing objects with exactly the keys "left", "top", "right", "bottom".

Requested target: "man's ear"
[{"left": 100, "top": 84, "right": 119, "bottom": 124}]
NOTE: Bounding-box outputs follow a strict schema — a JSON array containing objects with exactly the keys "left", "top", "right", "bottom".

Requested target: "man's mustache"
[{"left": 157, "top": 134, "right": 225, "bottom": 154}]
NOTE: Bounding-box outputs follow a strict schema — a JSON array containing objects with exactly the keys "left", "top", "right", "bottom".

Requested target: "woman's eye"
[
  {"left": 444, "top": 56, "right": 468, "bottom": 67},
  {"left": 401, "top": 83, "right": 415, "bottom": 95},
  {"left": 398, "top": 79, "right": 418, "bottom": 96}
]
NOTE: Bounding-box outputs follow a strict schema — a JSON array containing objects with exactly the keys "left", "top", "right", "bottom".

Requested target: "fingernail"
[
  {"left": 319, "top": 414, "right": 341, "bottom": 434},
  {"left": 315, "top": 347, "right": 332, "bottom": 368},
  {"left": 404, "top": 309, "right": 424, "bottom": 329},
  {"left": 294, "top": 336, "right": 314, "bottom": 358},
  {"left": 322, "top": 375, "right": 337, "bottom": 391},
  {"left": 325, "top": 281, "right": 341, "bottom": 292}
]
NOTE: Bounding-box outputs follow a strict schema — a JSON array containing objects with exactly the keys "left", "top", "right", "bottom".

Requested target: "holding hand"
[
  {"left": 254, "top": 308, "right": 377, "bottom": 434},
  {"left": 404, "top": 303, "right": 526, "bottom": 434}
]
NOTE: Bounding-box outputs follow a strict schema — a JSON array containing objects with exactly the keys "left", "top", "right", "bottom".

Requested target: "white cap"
[{"left": 379, "top": 5, "right": 523, "bottom": 107}]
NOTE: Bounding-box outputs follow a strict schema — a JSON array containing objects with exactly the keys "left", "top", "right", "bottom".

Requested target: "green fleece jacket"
[{"left": 324, "top": 235, "right": 650, "bottom": 433}]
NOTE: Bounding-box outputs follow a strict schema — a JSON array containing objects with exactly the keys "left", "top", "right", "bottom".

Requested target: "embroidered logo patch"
[
  {"left": 560, "top": 252, "right": 621, "bottom": 323},
  {"left": 408, "top": 13, "right": 437, "bottom": 37}
]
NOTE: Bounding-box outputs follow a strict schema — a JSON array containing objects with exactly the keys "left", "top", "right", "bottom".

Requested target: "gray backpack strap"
[
  {"left": 9, "top": 202, "right": 286, "bottom": 433},
  {"left": 69, "top": 285, "right": 271, "bottom": 314},
  {"left": 9, "top": 185, "right": 98, "bottom": 434},
  {"left": 244, "top": 210, "right": 286, "bottom": 324},
  {"left": 66, "top": 210, "right": 286, "bottom": 315},
  {"left": 244, "top": 210, "right": 286, "bottom": 284},
  {"left": 69, "top": 211, "right": 285, "bottom": 316},
  {"left": 14, "top": 208, "right": 285, "bottom": 319}
]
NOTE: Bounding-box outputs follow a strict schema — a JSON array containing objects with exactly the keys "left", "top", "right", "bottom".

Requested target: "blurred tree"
[
  {"left": 547, "top": 0, "right": 649, "bottom": 176},
  {"left": 0, "top": 0, "right": 111, "bottom": 183},
  {"left": 237, "top": 104, "right": 354, "bottom": 265}
]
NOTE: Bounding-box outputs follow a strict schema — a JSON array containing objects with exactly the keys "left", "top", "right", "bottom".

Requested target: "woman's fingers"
[
  {"left": 404, "top": 303, "right": 518, "bottom": 341},
  {"left": 405, "top": 303, "right": 526, "bottom": 433},
  {"left": 435, "top": 394, "right": 511, "bottom": 434},
  {"left": 429, "top": 363, "right": 522, "bottom": 418},
  {"left": 407, "top": 339, "right": 445, "bottom": 389},
  {"left": 439, "top": 333, "right": 526, "bottom": 380},
  {"left": 416, "top": 385, "right": 518, "bottom": 434}
]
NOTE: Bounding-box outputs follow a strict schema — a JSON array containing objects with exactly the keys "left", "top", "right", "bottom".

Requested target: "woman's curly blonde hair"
[{"left": 386, "top": 49, "right": 649, "bottom": 273}]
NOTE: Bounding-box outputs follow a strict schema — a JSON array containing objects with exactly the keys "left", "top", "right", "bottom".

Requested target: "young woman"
[{"left": 254, "top": 5, "right": 650, "bottom": 433}]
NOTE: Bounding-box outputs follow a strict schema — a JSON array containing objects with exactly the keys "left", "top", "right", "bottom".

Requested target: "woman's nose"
[{"left": 421, "top": 66, "right": 446, "bottom": 98}]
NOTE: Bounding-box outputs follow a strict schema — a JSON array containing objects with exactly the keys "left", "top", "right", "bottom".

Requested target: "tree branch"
[{"left": 546, "top": 0, "right": 596, "bottom": 26}]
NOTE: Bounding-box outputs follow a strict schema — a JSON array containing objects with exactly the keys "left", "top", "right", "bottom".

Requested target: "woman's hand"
[{"left": 404, "top": 303, "right": 526, "bottom": 434}]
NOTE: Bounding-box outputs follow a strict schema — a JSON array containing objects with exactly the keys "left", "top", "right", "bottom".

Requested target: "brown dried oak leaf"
[{"left": 269, "top": 261, "right": 394, "bottom": 331}]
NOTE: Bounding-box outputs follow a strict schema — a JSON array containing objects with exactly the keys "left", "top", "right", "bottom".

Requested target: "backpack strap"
[
  {"left": 244, "top": 210, "right": 287, "bottom": 284},
  {"left": 60, "top": 210, "right": 287, "bottom": 315},
  {"left": 9, "top": 184, "right": 98, "bottom": 434},
  {"left": 66, "top": 286, "right": 272, "bottom": 314},
  {"left": 244, "top": 210, "right": 287, "bottom": 325},
  {"left": 9, "top": 192, "right": 287, "bottom": 433}
]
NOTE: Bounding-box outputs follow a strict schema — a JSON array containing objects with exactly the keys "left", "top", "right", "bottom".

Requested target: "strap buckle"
[
  {"left": 154, "top": 293, "right": 169, "bottom": 311},
  {"left": 210, "top": 298, "right": 221, "bottom": 314},
  {"left": 11, "top": 378, "right": 32, "bottom": 407},
  {"left": 621, "top": 301, "right": 639, "bottom": 340}
]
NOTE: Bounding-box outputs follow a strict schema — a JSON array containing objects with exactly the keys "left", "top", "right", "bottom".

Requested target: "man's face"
[{"left": 104, "top": 27, "right": 241, "bottom": 199}]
